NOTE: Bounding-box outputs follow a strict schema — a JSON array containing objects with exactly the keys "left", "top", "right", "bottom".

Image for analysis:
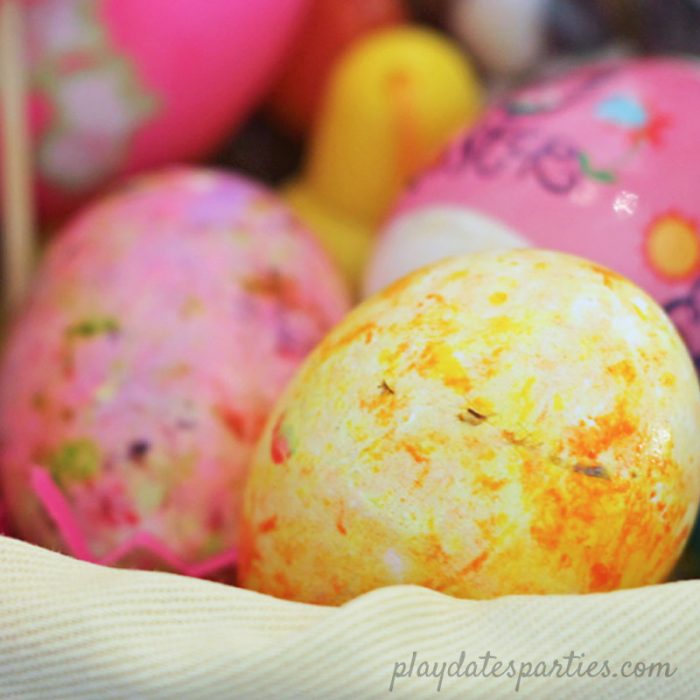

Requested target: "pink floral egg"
[
  {"left": 0, "top": 168, "right": 349, "bottom": 578},
  {"left": 15, "top": 0, "right": 308, "bottom": 221},
  {"left": 367, "top": 58, "right": 700, "bottom": 369}
]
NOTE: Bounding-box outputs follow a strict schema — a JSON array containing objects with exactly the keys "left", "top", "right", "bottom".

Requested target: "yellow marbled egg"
[{"left": 240, "top": 249, "right": 700, "bottom": 604}]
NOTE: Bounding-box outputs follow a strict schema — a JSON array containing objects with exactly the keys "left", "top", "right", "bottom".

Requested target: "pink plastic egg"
[
  {"left": 18, "top": 0, "right": 308, "bottom": 222},
  {"left": 367, "top": 58, "right": 700, "bottom": 368},
  {"left": 0, "top": 168, "right": 349, "bottom": 577}
]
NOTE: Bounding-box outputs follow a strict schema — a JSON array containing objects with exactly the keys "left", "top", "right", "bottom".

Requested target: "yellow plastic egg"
[
  {"left": 284, "top": 26, "right": 482, "bottom": 293},
  {"left": 240, "top": 249, "right": 700, "bottom": 604}
]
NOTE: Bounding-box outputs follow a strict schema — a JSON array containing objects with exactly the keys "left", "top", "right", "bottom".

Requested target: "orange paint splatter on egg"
[
  {"left": 237, "top": 517, "right": 260, "bottom": 581},
  {"left": 413, "top": 342, "right": 471, "bottom": 393},
  {"left": 359, "top": 381, "right": 404, "bottom": 426},
  {"left": 422, "top": 534, "right": 451, "bottom": 567},
  {"left": 273, "top": 571, "right": 296, "bottom": 599},
  {"left": 321, "top": 321, "right": 377, "bottom": 360},
  {"left": 530, "top": 488, "right": 566, "bottom": 551},
  {"left": 403, "top": 442, "right": 429, "bottom": 464},
  {"left": 567, "top": 403, "right": 636, "bottom": 460},
  {"left": 476, "top": 475, "right": 507, "bottom": 492},
  {"left": 589, "top": 562, "right": 621, "bottom": 592},
  {"left": 606, "top": 360, "right": 637, "bottom": 384},
  {"left": 425, "top": 293, "right": 447, "bottom": 304},
  {"left": 586, "top": 261, "right": 624, "bottom": 289},
  {"left": 460, "top": 551, "right": 489, "bottom": 575},
  {"left": 379, "top": 341, "right": 410, "bottom": 369},
  {"left": 259, "top": 515, "right": 278, "bottom": 534}
]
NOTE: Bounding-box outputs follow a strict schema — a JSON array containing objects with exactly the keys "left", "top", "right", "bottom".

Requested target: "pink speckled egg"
[
  {"left": 0, "top": 168, "right": 349, "bottom": 578},
  {"left": 16, "top": 0, "right": 308, "bottom": 222},
  {"left": 366, "top": 58, "right": 700, "bottom": 370}
]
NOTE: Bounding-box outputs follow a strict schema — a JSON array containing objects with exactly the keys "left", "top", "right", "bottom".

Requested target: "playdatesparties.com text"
[{"left": 389, "top": 650, "right": 677, "bottom": 692}]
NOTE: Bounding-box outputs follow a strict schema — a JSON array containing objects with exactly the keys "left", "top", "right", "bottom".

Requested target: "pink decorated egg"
[
  {"left": 367, "top": 58, "right": 700, "bottom": 369},
  {"left": 19, "top": 0, "right": 308, "bottom": 222},
  {"left": 0, "top": 168, "right": 349, "bottom": 577}
]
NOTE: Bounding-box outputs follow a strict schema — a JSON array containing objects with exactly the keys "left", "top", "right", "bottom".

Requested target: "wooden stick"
[{"left": 1, "top": 0, "right": 35, "bottom": 314}]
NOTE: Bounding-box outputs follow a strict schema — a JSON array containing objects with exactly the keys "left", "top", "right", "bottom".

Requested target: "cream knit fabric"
[{"left": 0, "top": 535, "right": 698, "bottom": 699}]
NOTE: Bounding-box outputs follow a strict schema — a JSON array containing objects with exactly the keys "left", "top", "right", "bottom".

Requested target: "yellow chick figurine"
[{"left": 284, "top": 26, "right": 483, "bottom": 293}]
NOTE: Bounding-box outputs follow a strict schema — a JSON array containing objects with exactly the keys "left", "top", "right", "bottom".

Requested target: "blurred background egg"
[
  {"left": 12, "top": 0, "right": 309, "bottom": 223},
  {"left": 0, "top": 168, "right": 349, "bottom": 577},
  {"left": 241, "top": 249, "right": 700, "bottom": 604},
  {"left": 366, "top": 58, "right": 700, "bottom": 370},
  {"left": 285, "top": 26, "right": 483, "bottom": 293}
]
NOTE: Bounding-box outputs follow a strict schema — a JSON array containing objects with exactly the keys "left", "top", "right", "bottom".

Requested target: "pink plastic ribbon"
[{"left": 30, "top": 466, "right": 238, "bottom": 577}]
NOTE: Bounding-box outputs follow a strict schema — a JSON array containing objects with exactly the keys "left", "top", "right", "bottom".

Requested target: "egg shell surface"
[
  {"left": 370, "top": 58, "right": 700, "bottom": 369},
  {"left": 241, "top": 249, "right": 700, "bottom": 604},
  {"left": 0, "top": 168, "right": 349, "bottom": 576},
  {"left": 18, "top": 0, "right": 308, "bottom": 222}
]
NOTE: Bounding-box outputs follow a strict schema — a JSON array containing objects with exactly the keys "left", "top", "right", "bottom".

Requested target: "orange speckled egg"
[{"left": 240, "top": 249, "right": 700, "bottom": 604}]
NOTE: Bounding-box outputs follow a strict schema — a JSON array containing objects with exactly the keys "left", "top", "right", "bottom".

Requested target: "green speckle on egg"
[
  {"left": 65, "top": 317, "right": 120, "bottom": 340},
  {"left": 202, "top": 533, "right": 224, "bottom": 557},
  {"left": 49, "top": 439, "right": 102, "bottom": 486},
  {"left": 134, "top": 480, "right": 167, "bottom": 514}
]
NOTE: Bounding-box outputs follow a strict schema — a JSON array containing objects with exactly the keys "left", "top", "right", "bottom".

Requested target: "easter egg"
[
  {"left": 241, "top": 249, "right": 700, "bottom": 604},
  {"left": 18, "top": 0, "right": 308, "bottom": 222},
  {"left": 0, "top": 168, "right": 349, "bottom": 577},
  {"left": 366, "top": 58, "right": 700, "bottom": 369},
  {"left": 267, "top": 0, "right": 406, "bottom": 135}
]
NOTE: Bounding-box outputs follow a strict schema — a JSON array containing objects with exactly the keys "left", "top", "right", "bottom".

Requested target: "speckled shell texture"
[
  {"left": 370, "top": 59, "right": 700, "bottom": 372},
  {"left": 0, "top": 168, "right": 349, "bottom": 577},
  {"left": 241, "top": 249, "right": 700, "bottom": 604}
]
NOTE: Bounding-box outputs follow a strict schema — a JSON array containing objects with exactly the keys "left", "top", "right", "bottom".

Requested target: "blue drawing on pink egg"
[
  {"left": 595, "top": 92, "right": 670, "bottom": 148},
  {"left": 596, "top": 94, "right": 648, "bottom": 128},
  {"left": 580, "top": 93, "right": 670, "bottom": 184},
  {"left": 410, "top": 68, "right": 671, "bottom": 197}
]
